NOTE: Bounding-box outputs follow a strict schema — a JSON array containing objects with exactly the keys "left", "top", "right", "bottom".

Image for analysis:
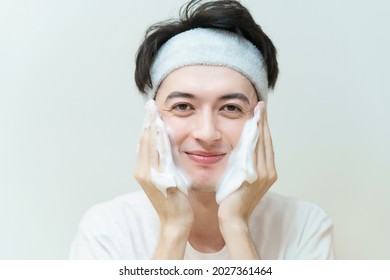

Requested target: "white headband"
[{"left": 149, "top": 28, "right": 269, "bottom": 101}]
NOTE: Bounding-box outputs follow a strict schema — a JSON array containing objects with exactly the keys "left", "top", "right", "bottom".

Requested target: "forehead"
[{"left": 155, "top": 65, "right": 257, "bottom": 101}]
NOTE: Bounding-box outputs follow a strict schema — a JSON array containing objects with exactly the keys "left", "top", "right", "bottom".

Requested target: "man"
[{"left": 70, "top": 0, "right": 334, "bottom": 259}]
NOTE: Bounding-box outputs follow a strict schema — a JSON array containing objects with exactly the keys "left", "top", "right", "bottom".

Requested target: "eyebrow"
[
  {"left": 164, "top": 91, "right": 250, "bottom": 105},
  {"left": 165, "top": 91, "right": 195, "bottom": 105},
  {"left": 218, "top": 93, "right": 250, "bottom": 104}
]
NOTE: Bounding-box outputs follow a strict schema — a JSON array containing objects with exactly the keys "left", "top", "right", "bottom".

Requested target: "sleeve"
[
  {"left": 69, "top": 204, "right": 129, "bottom": 260},
  {"left": 292, "top": 203, "right": 335, "bottom": 259}
]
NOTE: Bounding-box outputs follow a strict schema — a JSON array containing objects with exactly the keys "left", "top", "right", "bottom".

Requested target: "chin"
[
  {"left": 190, "top": 183, "right": 216, "bottom": 193},
  {"left": 187, "top": 173, "right": 219, "bottom": 193}
]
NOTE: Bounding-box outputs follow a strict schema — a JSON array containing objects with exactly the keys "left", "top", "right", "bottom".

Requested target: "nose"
[{"left": 191, "top": 110, "right": 221, "bottom": 143}]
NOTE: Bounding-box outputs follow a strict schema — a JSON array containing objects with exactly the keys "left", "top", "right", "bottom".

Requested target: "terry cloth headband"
[{"left": 149, "top": 28, "right": 269, "bottom": 101}]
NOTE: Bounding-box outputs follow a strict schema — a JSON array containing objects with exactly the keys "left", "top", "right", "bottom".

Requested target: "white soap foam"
[
  {"left": 144, "top": 100, "right": 192, "bottom": 197},
  {"left": 215, "top": 104, "right": 261, "bottom": 204}
]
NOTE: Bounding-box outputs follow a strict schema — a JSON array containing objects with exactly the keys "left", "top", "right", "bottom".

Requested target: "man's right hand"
[{"left": 134, "top": 121, "right": 193, "bottom": 259}]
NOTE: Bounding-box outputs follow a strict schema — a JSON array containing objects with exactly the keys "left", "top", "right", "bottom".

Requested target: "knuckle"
[
  {"left": 257, "top": 172, "right": 268, "bottom": 184},
  {"left": 134, "top": 175, "right": 143, "bottom": 185},
  {"left": 257, "top": 168, "right": 278, "bottom": 185},
  {"left": 268, "top": 171, "right": 278, "bottom": 185},
  {"left": 134, "top": 172, "right": 149, "bottom": 186},
  {"left": 268, "top": 172, "right": 278, "bottom": 186}
]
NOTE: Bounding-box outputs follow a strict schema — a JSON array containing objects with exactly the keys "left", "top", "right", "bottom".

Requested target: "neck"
[{"left": 188, "top": 189, "right": 225, "bottom": 253}]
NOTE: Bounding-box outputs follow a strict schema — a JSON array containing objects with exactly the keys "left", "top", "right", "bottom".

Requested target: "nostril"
[{"left": 192, "top": 123, "right": 221, "bottom": 142}]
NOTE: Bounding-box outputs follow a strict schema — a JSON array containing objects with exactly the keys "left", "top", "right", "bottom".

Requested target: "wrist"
[
  {"left": 219, "top": 219, "right": 249, "bottom": 238},
  {"left": 219, "top": 221, "right": 259, "bottom": 260},
  {"left": 161, "top": 223, "right": 191, "bottom": 240},
  {"left": 154, "top": 225, "right": 190, "bottom": 260}
]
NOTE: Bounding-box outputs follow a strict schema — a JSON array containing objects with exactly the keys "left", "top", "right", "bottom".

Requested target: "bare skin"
[{"left": 134, "top": 66, "right": 277, "bottom": 259}]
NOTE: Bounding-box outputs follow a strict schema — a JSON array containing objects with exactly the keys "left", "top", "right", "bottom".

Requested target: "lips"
[{"left": 185, "top": 151, "right": 226, "bottom": 164}]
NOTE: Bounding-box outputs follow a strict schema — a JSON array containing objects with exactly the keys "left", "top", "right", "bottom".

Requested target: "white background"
[{"left": 1, "top": 0, "right": 389, "bottom": 259}]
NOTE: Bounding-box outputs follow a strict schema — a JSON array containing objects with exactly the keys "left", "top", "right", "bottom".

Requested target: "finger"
[
  {"left": 262, "top": 104, "right": 277, "bottom": 176},
  {"left": 135, "top": 127, "right": 151, "bottom": 188},
  {"left": 149, "top": 122, "right": 160, "bottom": 170},
  {"left": 136, "top": 127, "right": 162, "bottom": 198},
  {"left": 256, "top": 101, "right": 267, "bottom": 180}
]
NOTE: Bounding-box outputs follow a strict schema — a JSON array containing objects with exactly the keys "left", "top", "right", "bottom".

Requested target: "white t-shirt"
[{"left": 69, "top": 191, "right": 334, "bottom": 259}]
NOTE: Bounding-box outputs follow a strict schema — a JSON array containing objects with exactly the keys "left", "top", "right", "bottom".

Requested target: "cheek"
[
  {"left": 162, "top": 117, "right": 189, "bottom": 148},
  {"left": 219, "top": 119, "right": 247, "bottom": 147}
]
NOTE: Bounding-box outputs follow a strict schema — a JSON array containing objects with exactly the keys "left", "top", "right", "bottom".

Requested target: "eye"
[
  {"left": 219, "top": 104, "right": 245, "bottom": 119},
  {"left": 170, "top": 103, "right": 194, "bottom": 116},
  {"left": 221, "top": 104, "right": 243, "bottom": 113},
  {"left": 172, "top": 103, "right": 192, "bottom": 111}
]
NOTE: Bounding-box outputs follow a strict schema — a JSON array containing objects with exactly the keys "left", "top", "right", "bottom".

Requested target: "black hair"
[{"left": 135, "top": 0, "right": 278, "bottom": 94}]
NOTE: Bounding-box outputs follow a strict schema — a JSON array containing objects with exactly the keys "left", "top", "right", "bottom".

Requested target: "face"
[{"left": 155, "top": 65, "right": 258, "bottom": 192}]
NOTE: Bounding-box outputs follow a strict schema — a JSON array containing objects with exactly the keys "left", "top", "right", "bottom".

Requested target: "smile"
[{"left": 185, "top": 151, "right": 226, "bottom": 164}]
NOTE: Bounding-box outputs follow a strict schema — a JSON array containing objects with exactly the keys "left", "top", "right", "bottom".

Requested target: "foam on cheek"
[
  {"left": 215, "top": 104, "right": 261, "bottom": 204},
  {"left": 164, "top": 122, "right": 175, "bottom": 141},
  {"left": 144, "top": 100, "right": 192, "bottom": 197}
]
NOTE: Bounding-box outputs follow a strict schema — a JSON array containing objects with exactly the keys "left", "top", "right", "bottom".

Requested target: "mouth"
[{"left": 185, "top": 151, "right": 226, "bottom": 164}]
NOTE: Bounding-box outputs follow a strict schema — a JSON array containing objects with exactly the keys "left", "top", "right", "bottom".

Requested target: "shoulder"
[
  {"left": 70, "top": 191, "right": 159, "bottom": 259},
  {"left": 254, "top": 191, "right": 333, "bottom": 223},
  {"left": 250, "top": 192, "right": 334, "bottom": 259},
  {"left": 78, "top": 191, "right": 158, "bottom": 231}
]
